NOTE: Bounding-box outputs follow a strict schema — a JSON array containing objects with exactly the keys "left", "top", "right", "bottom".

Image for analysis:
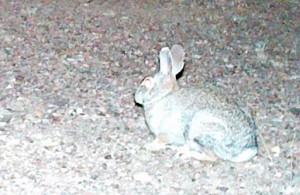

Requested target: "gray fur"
[{"left": 135, "top": 45, "right": 258, "bottom": 162}]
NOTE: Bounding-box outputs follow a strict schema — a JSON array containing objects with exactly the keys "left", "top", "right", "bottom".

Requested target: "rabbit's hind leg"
[
  {"left": 194, "top": 135, "right": 257, "bottom": 162},
  {"left": 194, "top": 135, "right": 231, "bottom": 161},
  {"left": 175, "top": 144, "right": 218, "bottom": 161}
]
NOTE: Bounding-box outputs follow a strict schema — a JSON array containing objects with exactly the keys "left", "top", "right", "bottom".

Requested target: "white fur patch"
[{"left": 230, "top": 147, "right": 258, "bottom": 162}]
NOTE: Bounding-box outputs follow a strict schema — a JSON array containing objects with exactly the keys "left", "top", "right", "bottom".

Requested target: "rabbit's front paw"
[
  {"left": 144, "top": 134, "right": 175, "bottom": 151},
  {"left": 144, "top": 140, "right": 167, "bottom": 151}
]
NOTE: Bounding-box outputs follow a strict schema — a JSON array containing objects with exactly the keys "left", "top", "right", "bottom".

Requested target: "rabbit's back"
[{"left": 171, "top": 86, "right": 256, "bottom": 135}]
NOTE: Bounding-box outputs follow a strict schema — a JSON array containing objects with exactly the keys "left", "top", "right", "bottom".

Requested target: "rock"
[
  {"left": 0, "top": 108, "right": 12, "bottom": 122},
  {"left": 6, "top": 99, "right": 26, "bottom": 112}
]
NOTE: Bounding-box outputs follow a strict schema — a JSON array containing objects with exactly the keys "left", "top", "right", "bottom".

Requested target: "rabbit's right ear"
[
  {"left": 159, "top": 47, "right": 172, "bottom": 75},
  {"left": 170, "top": 45, "right": 185, "bottom": 76}
]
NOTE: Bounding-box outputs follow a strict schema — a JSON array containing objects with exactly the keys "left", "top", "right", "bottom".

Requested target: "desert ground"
[{"left": 0, "top": 1, "right": 299, "bottom": 194}]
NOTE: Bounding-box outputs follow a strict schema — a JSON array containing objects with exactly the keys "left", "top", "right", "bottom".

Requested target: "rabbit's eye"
[{"left": 143, "top": 77, "right": 153, "bottom": 89}]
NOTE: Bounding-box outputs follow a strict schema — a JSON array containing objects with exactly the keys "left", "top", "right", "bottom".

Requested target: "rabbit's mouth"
[{"left": 134, "top": 91, "right": 144, "bottom": 105}]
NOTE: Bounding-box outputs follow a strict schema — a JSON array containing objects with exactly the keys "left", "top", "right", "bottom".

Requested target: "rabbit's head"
[{"left": 135, "top": 45, "right": 185, "bottom": 106}]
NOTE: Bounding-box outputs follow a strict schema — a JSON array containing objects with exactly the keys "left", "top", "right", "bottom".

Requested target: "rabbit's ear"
[
  {"left": 170, "top": 45, "right": 185, "bottom": 76},
  {"left": 159, "top": 47, "right": 172, "bottom": 75}
]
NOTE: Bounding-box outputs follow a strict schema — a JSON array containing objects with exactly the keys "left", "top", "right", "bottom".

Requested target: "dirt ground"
[{"left": 0, "top": 1, "right": 299, "bottom": 194}]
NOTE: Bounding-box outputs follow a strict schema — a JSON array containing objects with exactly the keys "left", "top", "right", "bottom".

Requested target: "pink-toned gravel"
[{"left": 0, "top": 1, "right": 299, "bottom": 194}]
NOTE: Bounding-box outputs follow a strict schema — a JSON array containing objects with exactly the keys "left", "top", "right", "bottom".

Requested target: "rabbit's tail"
[{"left": 229, "top": 146, "right": 258, "bottom": 162}]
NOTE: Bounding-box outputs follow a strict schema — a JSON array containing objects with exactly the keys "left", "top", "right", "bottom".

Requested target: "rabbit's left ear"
[
  {"left": 170, "top": 45, "right": 185, "bottom": 76},
  {"left": 159, "top": 47, "right": 172, "bottom": 75}
]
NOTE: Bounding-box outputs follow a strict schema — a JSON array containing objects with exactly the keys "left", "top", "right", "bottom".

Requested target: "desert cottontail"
[{"left": 135, "top": 45, "right": 258, "bottom": 162}]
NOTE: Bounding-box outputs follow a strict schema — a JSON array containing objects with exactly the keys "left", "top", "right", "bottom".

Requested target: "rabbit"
[{"left": 134, "top": 45, "right": 258, "bottom": 162}]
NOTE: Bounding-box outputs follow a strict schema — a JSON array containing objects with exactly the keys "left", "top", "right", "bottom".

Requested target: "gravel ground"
[{"left": 0, "top": 1, "right": 299, "bottom": 194}]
